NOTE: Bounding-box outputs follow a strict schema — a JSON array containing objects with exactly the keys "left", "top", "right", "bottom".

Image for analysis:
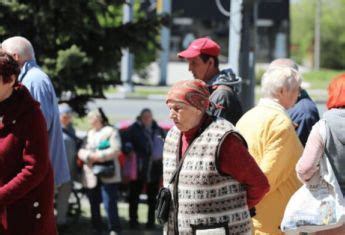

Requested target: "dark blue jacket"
[{"left": 288, "top": 89, "right": 320, "bottom": 146}]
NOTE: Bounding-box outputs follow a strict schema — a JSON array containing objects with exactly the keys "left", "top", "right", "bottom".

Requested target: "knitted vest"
[
  {"left": 163, "top": 118, "right": 251, "bottom": 235},
  {"left": 323, "top": 109, "right": 345, "bottom": 194}
]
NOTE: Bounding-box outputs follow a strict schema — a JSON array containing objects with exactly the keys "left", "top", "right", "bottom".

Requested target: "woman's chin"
[{"left": 175, "top": 123, "right": 185, "bottom": 132}]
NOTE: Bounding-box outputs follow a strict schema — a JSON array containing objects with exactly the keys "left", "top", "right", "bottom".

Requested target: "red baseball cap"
[{"left": 178, "top": 37, "right": 221, "bottom": 59}]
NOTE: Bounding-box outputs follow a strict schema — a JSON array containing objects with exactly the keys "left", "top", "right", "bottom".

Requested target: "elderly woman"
[
  {"left": 125, "top": 108, "right": 166, "bottom": 229},
  {"left": 78, "top": 109, "right": 122, "bottom": 235},
  {"left": 236, "top": 67, "right": 304, "bottom": 234},
  {"left": 296, "top": 74, "right": 345, "bottom": 235},
  {"left": 163, "top": 79, "right": 269, "bottom": 235},
  {"left": 0, "top": 51, "right": 56, "bottom": 234}
]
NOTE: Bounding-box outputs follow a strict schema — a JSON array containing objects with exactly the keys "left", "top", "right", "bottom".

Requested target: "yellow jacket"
[{"left": 236, "top": 99, "right": 303, "bottom": 235}]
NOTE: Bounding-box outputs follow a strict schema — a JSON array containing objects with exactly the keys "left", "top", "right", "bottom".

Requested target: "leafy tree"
[
  {"left": 291, "top": 0, "right": 345, "bottom": 69},
  {"left": 0, "top": 0, "right": 168, "bottom": 115}
]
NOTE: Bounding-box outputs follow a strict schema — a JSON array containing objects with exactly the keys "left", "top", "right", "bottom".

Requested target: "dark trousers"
[
  {"left": 128, "top": 180, "right": 144, "bottom": 224},
  {"left": 146, "top": 180, "right": 160, "bottom": 225},
  {"left": 129, "top": 160, "right": 162, "bottom": 225},
  {"left": 86, "top": 182, "right": 121, "bottom": 232}
]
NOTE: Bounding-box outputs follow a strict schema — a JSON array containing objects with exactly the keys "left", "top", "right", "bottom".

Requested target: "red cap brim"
[{"left": 177, "top": 49, "right": 200, "bottom": 59}]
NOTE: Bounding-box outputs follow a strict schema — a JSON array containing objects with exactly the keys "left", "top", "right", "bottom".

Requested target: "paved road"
[
  {"left": 89, "top": 96, "right": 326, "bottom": 125},
  {"left": 88, "top": 98, "right": 170, "bottom": 123}
]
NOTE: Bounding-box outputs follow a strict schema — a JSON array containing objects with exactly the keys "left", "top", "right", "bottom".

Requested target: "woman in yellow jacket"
[{"left": 236, "top": 67, "right": 304, "bottom": 234}]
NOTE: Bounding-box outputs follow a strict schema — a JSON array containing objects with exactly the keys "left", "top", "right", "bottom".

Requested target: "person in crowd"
[
  {"left": 56, "top": 103, "right": 80, "bottom": 228},
  {"left": 0, "top": 50, "right": 57, "bottom": 234},
  {"left": 125, "top": 108, "right": 166, "bottom": 229},
  {"left": 1, "top": 36, "right": 70, "bottom": 185},
  {"left": 78, "top": 108, "right": 122, "bottom": 235},
  {"left": 236, "top": 67, "right": 304, "bottom": 234},
  {"left": 163, "top": 79, "right": 269, "bottom": 234},
  {"left": 296, "top": 74, "right": 345, "bottom": 235},
  {"left": 178, "top": 37, "right": 243, "bottom": 124},
  {"left": 268, "top": 58, "right": 320, "bottom": 146}
]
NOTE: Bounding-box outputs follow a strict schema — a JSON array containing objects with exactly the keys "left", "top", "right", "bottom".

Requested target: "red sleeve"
[
  {"left": 0, "top": 107, "right": 50, "bottom": 206},
  {"left": 218, "top": 134, "right": 270, "bottom": 208}
]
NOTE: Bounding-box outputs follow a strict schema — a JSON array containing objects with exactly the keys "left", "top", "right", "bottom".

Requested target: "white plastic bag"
[{"left": 281, "top": 155, "right": 345, "bottom": 233}]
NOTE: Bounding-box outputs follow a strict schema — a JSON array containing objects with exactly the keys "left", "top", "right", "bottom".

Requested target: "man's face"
[
  {"left": 187, "top": 56, "right": 210, "bottom": 81},
  {"left": 167, "top": 101, "right": 203, "bottom": 132},
  {"left": 60, "top": 113, "right": 72, "bottom": 127}
]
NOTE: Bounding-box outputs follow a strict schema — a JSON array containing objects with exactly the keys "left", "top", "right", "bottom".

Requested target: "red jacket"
[{"left": 0, "top": 85, "right": 57, "bottom": 235}]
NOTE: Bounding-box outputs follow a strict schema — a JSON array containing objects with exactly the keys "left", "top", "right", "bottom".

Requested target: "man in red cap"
[{"left": 178, "top": 37, "right": 243, "bottom": 124}]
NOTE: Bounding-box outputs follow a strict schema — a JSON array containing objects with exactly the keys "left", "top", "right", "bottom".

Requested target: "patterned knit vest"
[{"left": 163, "top": 118, "right": 252, "bottom": 235}]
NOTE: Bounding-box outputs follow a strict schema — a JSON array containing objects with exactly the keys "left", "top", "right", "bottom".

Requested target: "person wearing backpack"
[{"left": 178, "top": 37, "right": 243, "bottom": 125}]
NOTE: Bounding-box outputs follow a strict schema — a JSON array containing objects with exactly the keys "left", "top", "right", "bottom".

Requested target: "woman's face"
[
  {"left": 141, "top": 111, "right": 153, "bottom": 127},
  {"left": 0, "top": 75, "right": 15, "bottom": 102},
  {"left": 88, "top": 114, "right": 102, "bottom": 129},
  {"left": 279, "top": 86, "right": 300, "bottom": 109},
  {"left": 167, "top": 101, "right": 204, "bottom": 132}
]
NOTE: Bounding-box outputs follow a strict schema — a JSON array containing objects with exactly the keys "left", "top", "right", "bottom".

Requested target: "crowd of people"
[{"left": 0, "top": 35, "right": 344, "bottom": 235}]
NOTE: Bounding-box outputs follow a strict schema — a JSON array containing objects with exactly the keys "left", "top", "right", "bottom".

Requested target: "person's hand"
[{"left": 87, "top": 153, "right": 99, "bottom": 164}]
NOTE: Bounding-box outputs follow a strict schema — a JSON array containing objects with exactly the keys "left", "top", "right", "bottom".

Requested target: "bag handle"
[{"left": 168, "top": 150, "right": 188, "bottom": 184}]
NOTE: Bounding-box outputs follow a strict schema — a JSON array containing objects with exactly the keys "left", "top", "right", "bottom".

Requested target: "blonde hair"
[{"left": 261, "top": 67, "right": 302, "bottom": 99}]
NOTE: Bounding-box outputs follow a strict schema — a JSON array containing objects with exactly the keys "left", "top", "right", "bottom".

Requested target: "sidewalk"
[
  {"left": 106, "top": 85, "right": 327, "bottom": 103},
  {"left": 59, "top": 196, "right": 163, "bottom": 235}
]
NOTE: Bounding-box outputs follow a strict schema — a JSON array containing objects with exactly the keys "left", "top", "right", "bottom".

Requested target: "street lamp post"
[
  {"left": 314, "top": 0, "right": 321, "bottom": 70},
  {"left": 120, "top": 0, "right": 134, "bottom": 92}
]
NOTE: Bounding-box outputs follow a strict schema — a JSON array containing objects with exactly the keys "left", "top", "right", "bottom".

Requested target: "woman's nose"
[{"left": 169, "top": 109, "right": 177, "bottom": 119}]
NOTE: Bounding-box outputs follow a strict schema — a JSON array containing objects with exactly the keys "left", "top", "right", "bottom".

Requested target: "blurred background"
[{"left": 1, "top": 0, "right": 343, "bottom": 234}]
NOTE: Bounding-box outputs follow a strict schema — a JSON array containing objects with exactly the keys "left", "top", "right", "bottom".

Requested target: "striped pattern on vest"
[{"left": 163, "top": 118, "right": 251, "bottom": 235}]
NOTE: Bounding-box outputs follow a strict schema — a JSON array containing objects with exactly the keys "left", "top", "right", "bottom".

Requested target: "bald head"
[
  {"left": 268, "top": 58, "right": 299, "bottom": 71},
  {"left": 2, "top": 36, "right": 35, "bottom": 67}
]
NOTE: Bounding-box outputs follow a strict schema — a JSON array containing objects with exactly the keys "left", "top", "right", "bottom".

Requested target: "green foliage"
[
  {"left": 290, "top": 0, "right": 316, "bottom": 64},
  {"left": 0, "top": 0, "right": 169, "bottom": 115},
  {"left": 255, "top": 68, "right": 266, "bottom": 85},
  {"left": 303, "top": 69, "right": 345, "bottom": 89},
  {"left": 291, "top": 0, "right": 345, "bottom": 69}
]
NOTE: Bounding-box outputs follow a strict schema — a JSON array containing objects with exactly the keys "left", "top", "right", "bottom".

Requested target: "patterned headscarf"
[{"left": 166, "top": 79, "right": 210, "bottom": 111}]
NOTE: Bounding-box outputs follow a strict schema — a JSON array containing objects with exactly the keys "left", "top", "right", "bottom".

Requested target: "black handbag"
[
  {"left": 156, "top": 187, "right": 172, "bottom": 225},
  {"left": 91, "top": 139, "right": 115, "bottom": 177},
  {"left": 92, "top": 161, "right": 115, "bottom": 177}
]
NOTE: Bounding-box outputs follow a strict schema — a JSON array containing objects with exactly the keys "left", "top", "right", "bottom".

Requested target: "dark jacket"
[
  {"left": 208, "top": 68, "right": 243, "bottom": 125},
  {"left": 288, "top": 89, "right": 320, "bottom": 146},
  {"left": 125, "top": 120, "right": 165, "bottom": 181},
  {"left": 0, "top": 85, "right": 56, "bottom": 235}
]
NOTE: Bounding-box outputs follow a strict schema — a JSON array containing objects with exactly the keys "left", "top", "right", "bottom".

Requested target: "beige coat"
[{"left": 78, "top": 126, "right": 122, "bottom": 188}]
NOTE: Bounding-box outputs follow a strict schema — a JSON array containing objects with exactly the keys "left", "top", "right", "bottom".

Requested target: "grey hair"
[
  {"left": 268, "top": 58, "right": 299, "bottom": 71},
  {"left": 1, "top": 36, "right": 35, "bottom": 61},
  {"left": 261, "top": 67, "right": 302, "bottom": 99}
]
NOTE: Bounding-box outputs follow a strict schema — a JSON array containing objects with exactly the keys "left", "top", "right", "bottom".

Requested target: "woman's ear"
[{"left": 10, "top": 75, "right": 16, "bottom": 86}]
